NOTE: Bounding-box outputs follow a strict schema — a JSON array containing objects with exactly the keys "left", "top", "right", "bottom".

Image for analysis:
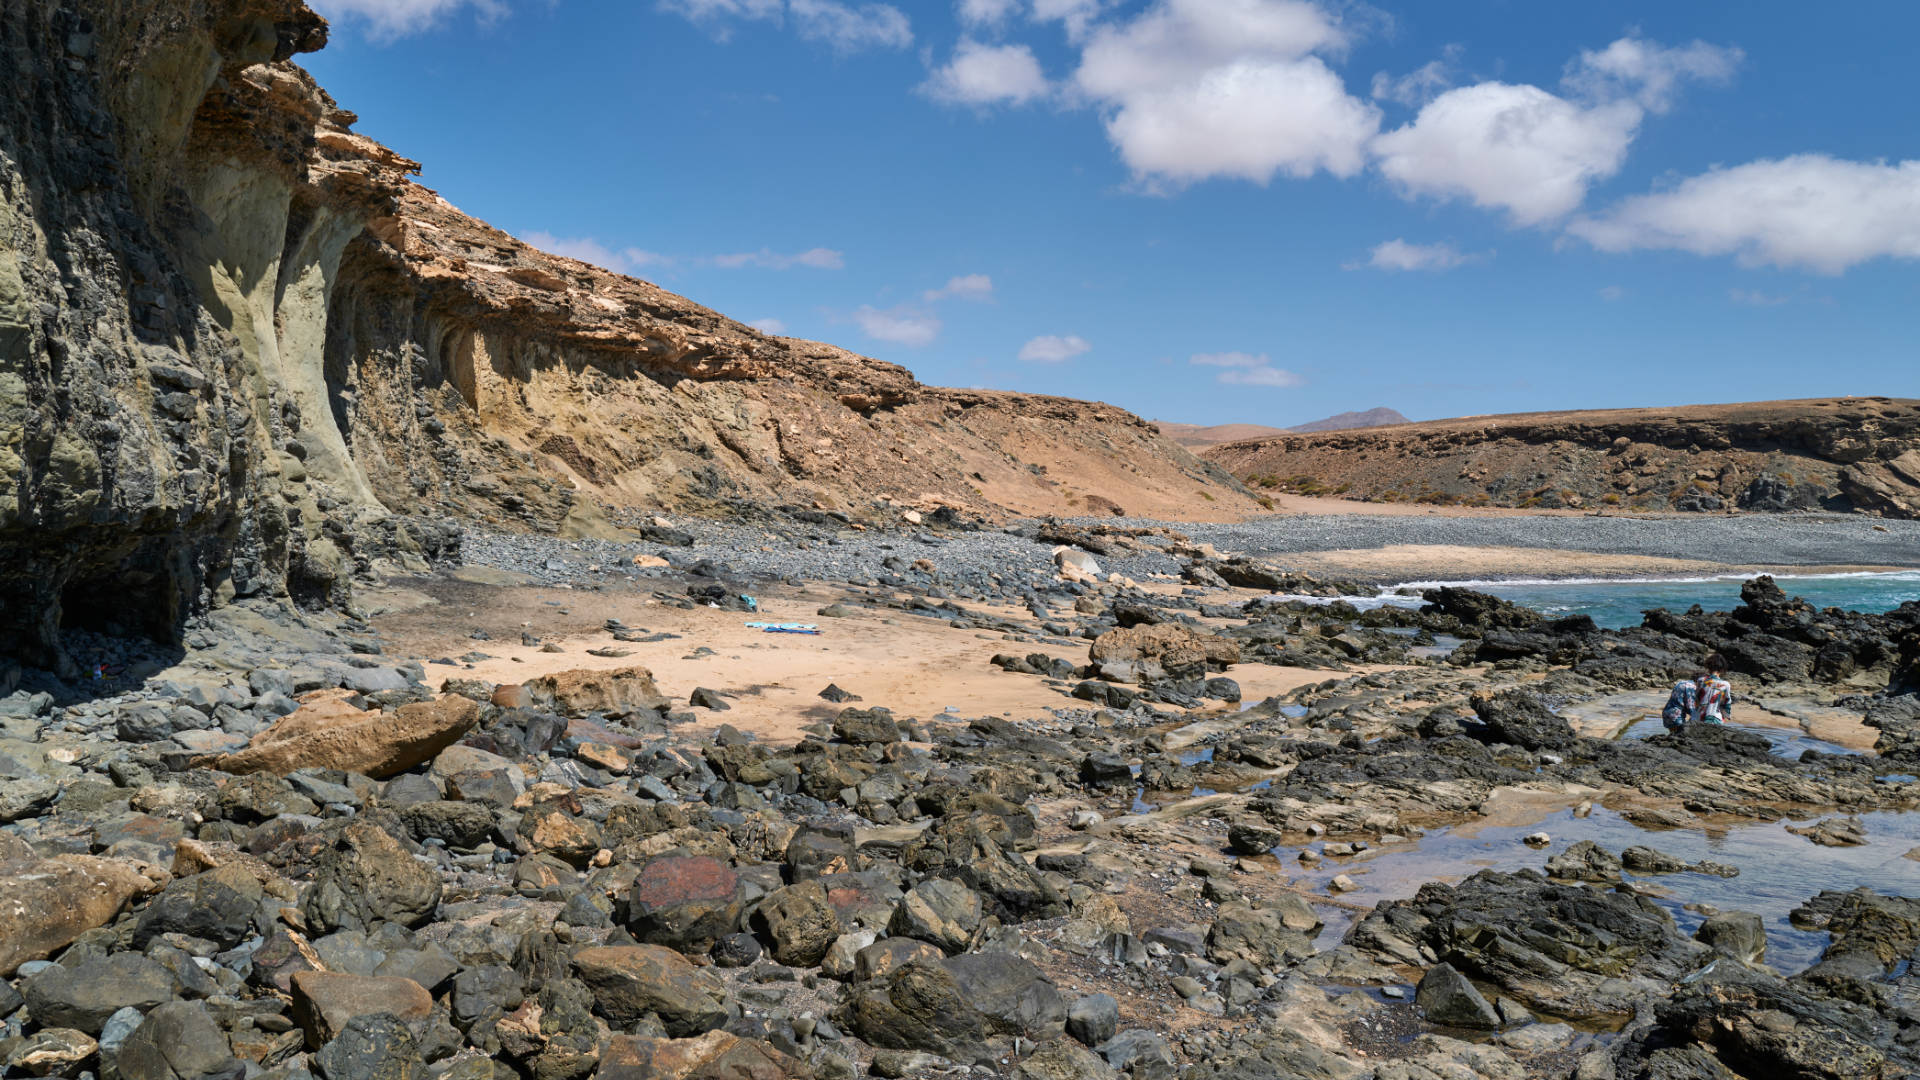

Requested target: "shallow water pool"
[{"left": 1289, "top": 803, "right": 1920, "bottom": 973}]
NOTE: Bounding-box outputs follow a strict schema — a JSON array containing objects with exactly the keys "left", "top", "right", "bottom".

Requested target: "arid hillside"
[
  {"left": 1205, "top": 398, "right": 1920, "bottom": 516},
  {"left": 0, "top": 0, "right": 1250, "bottom": 670}
]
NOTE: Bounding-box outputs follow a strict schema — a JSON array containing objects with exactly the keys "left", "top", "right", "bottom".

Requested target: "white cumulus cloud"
[
  {"left": 1032, "top": 0, "right": 1108, "bottom": 40},
  {"left": 791, "top": 0, "right": 912, "bottom": 51},
  {"left": 310, "top": 0, "right": 505, "bottom": 38},
  {"left": 1217, "top": 366, "right": 1302, "bottom": 387},
  {"left": 1372, "top": 83, "right": 1641, "bottom": 226},
  {"left": 1070, "top": 0, "right": 1379, "bottom": 187},
  {"left": 923, "top": 274, "right": 996, "bottom": 302},
  {"left": 1567, "top": 155, "right": 1920, "bottom": 274},
  {"left": 709, "top": 247, "right": 846, "bottom": 270},
  {"left": 747, "top": 317, "right": 790, "bottom": 334},
  {"left": 1563, "top": 37, "right": 1742, "bottom": 113},
  {"left": 520, "top": 231, "right": 673, "bottom": 275},
  {"left": 1371, "top": 36, "right": 1738, "bottom": 226},
  {"left": 855, "top": 305, "right": 941, "bottom": 346},
  {"left": 958, "top": 0, "right": 1021, "bottom": 27},
  {"left": 1350, "top": 238, "right": 1485, "bottom": 272},
  {"left": 1370, "top": 46, "right": 1460, "bottom": 107},
  {"left": 1019, "top": 334, "right": 1091, "bottom": 363},
  {"left": 922, "top": 40, "right": 1052, "bottom": 106},
  {"left": 1189, "top": 351, "right": 1267, "bottom": 367},
  {"left": 657, "top": 0, "right": 910, "bottom": 52},
  {"left": 1190, "top": 351, "right": 1299, "bottom": 387}
]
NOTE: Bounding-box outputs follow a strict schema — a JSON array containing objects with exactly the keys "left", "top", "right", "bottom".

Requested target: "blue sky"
[{"left": 305, "top": 0, "right": 1919, "bottom": 427}]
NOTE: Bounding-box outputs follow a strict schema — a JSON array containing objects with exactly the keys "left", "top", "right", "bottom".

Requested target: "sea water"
[{"left": 1272, "top": 571, "right": 1920, "bottom": 629}]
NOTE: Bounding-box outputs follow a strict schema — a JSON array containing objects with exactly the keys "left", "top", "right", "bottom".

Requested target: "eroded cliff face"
[
  {"left": 0, "top": 0, "right": 1249, "bottom": 674},
  {"left": 1205, "top": 398, "right": 1920, "bottom": 514}
]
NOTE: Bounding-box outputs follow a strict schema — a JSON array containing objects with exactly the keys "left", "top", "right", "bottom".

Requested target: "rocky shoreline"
[{"left": 1, "top": 515, "right": 1917, "bottom": 1080}]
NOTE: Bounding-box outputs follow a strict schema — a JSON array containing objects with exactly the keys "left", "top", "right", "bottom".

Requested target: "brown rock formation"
[
  {"left": 1089, "top": 624, "right": 1240, "bottom": 680},
  {"left": 521, "top": 667, "right": 669, "bottom": 720},
  {"left": 0, "top": 836, "right": 169, "bottom": 975},
  {"left": 1207, "top": 398, "right": 1920, "bottom": 515},
  {"left": 0, "top": 0, "right": 1252, "bottom": 674},
  {"left": 200, "top": 694, "right": 479, "bottom": 778}
]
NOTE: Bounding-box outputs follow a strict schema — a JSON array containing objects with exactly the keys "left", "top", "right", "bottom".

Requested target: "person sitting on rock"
[
  {"left": 1692, "top": 653, "right": 1735, "bottom": 725},
  {"left": 1661, "top": 672, "right": 1701, "bottom": 733}
]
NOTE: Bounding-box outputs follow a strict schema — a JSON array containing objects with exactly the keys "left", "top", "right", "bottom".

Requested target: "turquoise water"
[
  {"left": 1472, "top": 572, "right": 1920, "bottom": 629},
  {"left": 1282, "top": 571, "right": 1920, "bottom": 629}
]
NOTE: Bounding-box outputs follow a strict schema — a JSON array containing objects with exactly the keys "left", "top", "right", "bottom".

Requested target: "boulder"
[
  {"left": 832, "top": 708, "right": 900, "bottom": 746},
  {"left": 5, "top": 1029, "right": 98, "bottom": 1078},
  {"left": 755, "top": 880, "right": 842, "bottom": 967},
  {"left": 290, "top": 972, "right": 434, "bottom": 1048},
  {"left": 133, "top": 863, "right": 263, "bottom": 948},
  {"left": 573, "top": 945, "right": 730, "bottom": 1036},
  {"left": 856, "top": 938, "right": 946, "bottom": 982},
  {"left": 1088, "top": 624, "right": 1239, "bottom": 682},
  {"left": 200, "top": 695, "right": 479, "bottom": 779},
  {"left": 1415, "top": 963, "right": 1500, "bottom": 1030},
  {"left": 842, "top": 954, "right": 1064, "bottom": 1061},
  {"left": 0, "top": 848, "right": 166, "bottom": 975},
  {"left": 1469, "top": 690, "right": 1575, "bottom": 751},
  {"left": 1695, "top": 911, "right": 1767, "bottom": 966},
  {"left": 522, "top": 667, "right": 668, "bottom": 719},
  {"left": 889, "top": 878, "right": 983, "bottom": 955},
  {"left": 1014, "top": 1039, "right": 1120, "bottom": 1080},
  {"left": 1066, "top": 994, "right": 1119, "bottom": 1047},
  {"left": 623, "top": 855, "right": 744, "bottom": 951},
  {"left": 1226, "top": 822, "right": 1282, "bottom": 856},
  {"left": 114, "top": 1001, "right": 239, "bottom": 1080},
  {"left": 23, "top": 954, "right": 177, "bottom": 1034},
  {"left": 312, "top": 1012, "right": 420, "bottom": 1080},
  {"left": 597, "top": 1031, "right": 811, "bottom": 1080},
  {"left": 302, "top": 821, "right": 443, "bottom": 933},
  {"left": 1544, "top": 841, "right": 1622, "bottom": 884}
]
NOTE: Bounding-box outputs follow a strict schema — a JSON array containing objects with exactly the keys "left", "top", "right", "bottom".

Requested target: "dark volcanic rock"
[
  {"left": 1468, "top": 689, "right": 1575, "bottom": 751},
  {"left": 1346, "top": 869, "right": 1709, "bottom": 1019},
  {"left": 304, "top": 821, "right": 443, "bottom": 933},
  {"left": 1415, "top": 963, "right": 1500, "bottom": 1030},
  {"left": 24, "top": 954, "right": 177, "bottom": 1034}
]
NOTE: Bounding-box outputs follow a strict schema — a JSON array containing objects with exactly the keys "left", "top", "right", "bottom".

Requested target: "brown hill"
[
  {"left": 1204, "top": 398, "right": 1920, "bottom": 516},
  {"left": 0, "top": 0, "right": 1252, "bottom": 672}
]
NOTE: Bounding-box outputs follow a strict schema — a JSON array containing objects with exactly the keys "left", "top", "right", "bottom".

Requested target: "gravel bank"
[
  {"left": 457, "top": 511, "right": 1920, "bottom": 590},
  {"left": 1158, "top": 512, "right": 1920, "bottom": 577}
]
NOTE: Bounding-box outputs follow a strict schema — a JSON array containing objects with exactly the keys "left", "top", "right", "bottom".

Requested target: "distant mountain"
[
  {"left": 1288, "top": 407, "right": 1410, "bottom": 433},
  {"left": 1155, "top": 408, "right": 1410, "bottom": 448}
]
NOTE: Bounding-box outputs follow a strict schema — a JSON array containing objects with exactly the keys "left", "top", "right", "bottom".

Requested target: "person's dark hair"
[{"left": 1703, "top": 652, "right": 1729, "bottom": 675}]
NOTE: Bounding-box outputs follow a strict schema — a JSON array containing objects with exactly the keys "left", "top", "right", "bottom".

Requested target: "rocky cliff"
[
  {"left": 0, "top": 0, "right": 1249, "bottom": 674},
  {"left": 1206, "top": 398, "right": 1920, "bottom": 515}
]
